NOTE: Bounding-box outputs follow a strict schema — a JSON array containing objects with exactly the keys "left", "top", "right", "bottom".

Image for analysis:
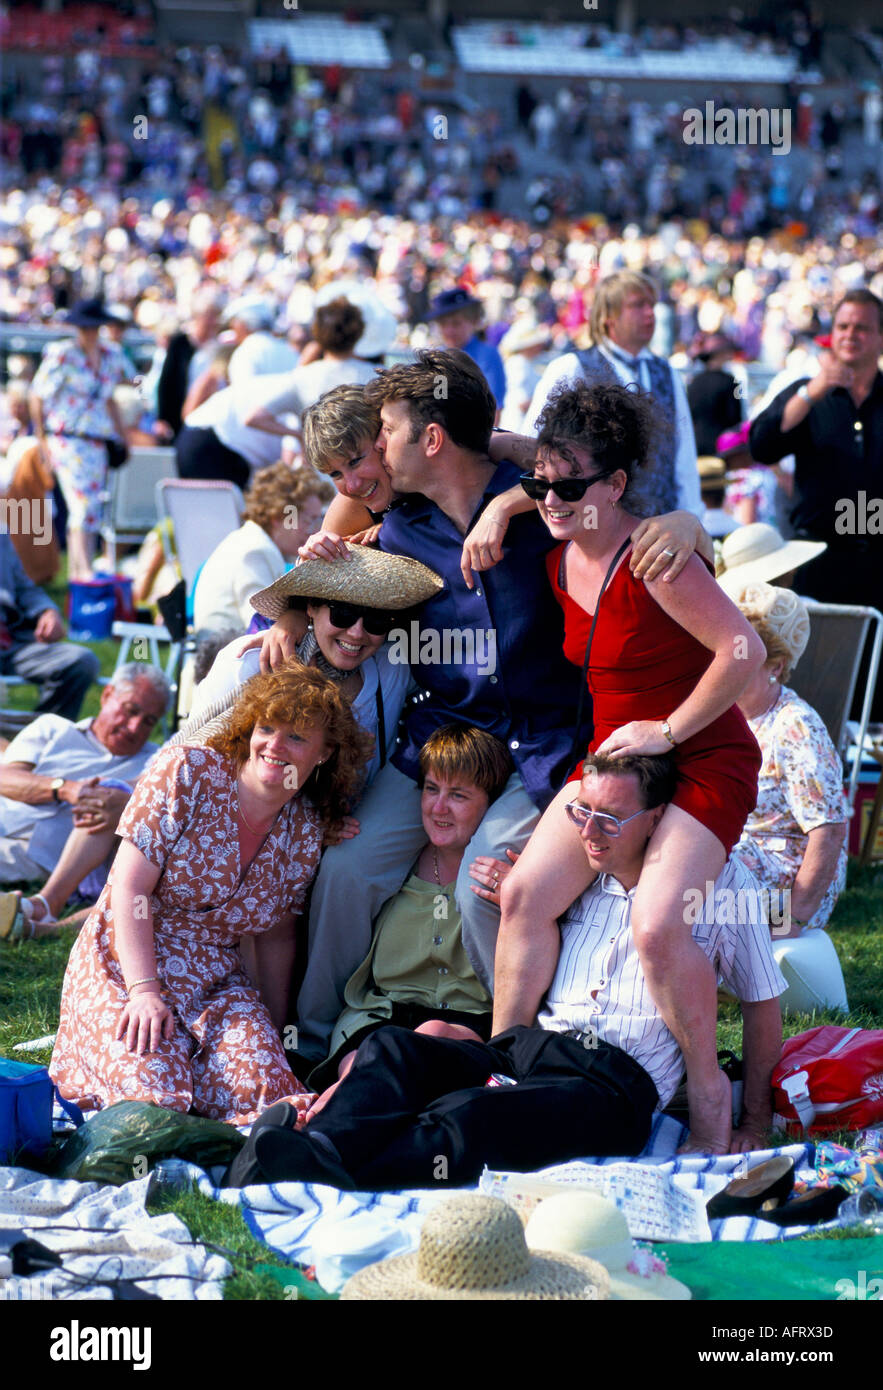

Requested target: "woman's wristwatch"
[{"left": 660, "top": 719, "right": 677, "bottom": 749}]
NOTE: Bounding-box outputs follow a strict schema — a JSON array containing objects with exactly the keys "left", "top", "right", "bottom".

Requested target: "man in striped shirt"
[{"left": 228, "top": 753, "right": 785, "bottom": 1190}]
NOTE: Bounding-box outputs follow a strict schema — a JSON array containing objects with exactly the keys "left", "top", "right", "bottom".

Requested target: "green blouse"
[{"left": 328, "top": 872, "right": 492, "bottom": 1059}]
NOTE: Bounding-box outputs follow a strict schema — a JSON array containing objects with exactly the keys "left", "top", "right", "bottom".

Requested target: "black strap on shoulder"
[
  {"left": 375, "top": 680, "right": 386, "bottom": 769},
  {"left": 568, "top": 537, "right": 632, "bottom": 774}
]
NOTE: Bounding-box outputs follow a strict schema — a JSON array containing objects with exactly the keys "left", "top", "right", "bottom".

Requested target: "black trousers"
[
  {"left": 175, "top": 425, "right": 250, "bottom": 490},
  {"left": 308, "top": 1024, "right": 658, "bottom": 1190}
]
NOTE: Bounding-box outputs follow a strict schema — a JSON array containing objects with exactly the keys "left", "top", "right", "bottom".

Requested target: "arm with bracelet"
[{"left": 111, "top": 839, "right": 175, "bottom": 1056}]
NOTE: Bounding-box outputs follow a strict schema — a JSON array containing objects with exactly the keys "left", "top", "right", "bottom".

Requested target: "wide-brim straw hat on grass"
[
  {"left": 250, "top": 543, "right": 444, "bottom": 621},
  {"left": 340, "top": 1195, "right": 610, "bottom": 1301}
]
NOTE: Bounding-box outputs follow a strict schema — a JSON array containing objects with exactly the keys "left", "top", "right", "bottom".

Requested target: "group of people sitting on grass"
[{"left": 0, "top": 346, "right": 853, "bottom": 1187}]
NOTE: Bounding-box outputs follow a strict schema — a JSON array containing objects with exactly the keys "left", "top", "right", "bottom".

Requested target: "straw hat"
[
  {"left": 250, "top": 543, "right": 444, "bottom": 621},
  {"left": 340, "top": 1195, "right": 610, "bottom": 1301},
  {"left": 525, "top": 1194, "right": 691, "bottom": 1301},
  {"left": 697, "top": 455, "right": 727, "bottom": 480},
  {"left": 717, "top": 523, "right": 826, "bottom": 597}
]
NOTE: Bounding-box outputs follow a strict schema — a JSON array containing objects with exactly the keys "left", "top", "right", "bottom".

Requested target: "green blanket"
[{"left": 658, "top": 1235, "right": 883, "bottom": 1301}]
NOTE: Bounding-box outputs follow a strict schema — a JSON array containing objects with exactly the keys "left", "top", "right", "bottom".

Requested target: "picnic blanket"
[
  {"left": 151, "top": 1112, "right": 819, "bottom": 1296},
  {"left": 0, "top": 1166, "right": 229, "bottom": 1301}
]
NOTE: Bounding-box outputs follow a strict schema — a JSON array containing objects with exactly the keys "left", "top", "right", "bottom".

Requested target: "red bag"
[{"left": 772, "top": 1026, "right": 883, "bottom": 1135}]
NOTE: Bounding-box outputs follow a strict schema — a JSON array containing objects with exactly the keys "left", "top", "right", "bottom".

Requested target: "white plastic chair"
[
  {"left": 788, "top": 600, "right": 883, "bottom": 809},
  {"left": 100, "top": 446, "right": 177, "bottom": 571}
]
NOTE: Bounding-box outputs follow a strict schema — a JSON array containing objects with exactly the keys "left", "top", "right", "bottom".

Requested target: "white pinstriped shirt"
[{"left": 538, "top": 856, "right": 786, "bottom": 1106}]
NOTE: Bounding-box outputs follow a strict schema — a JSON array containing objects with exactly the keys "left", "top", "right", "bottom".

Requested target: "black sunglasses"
[
  {"left": 325, "top": 601, "right": 397, "bottom": 636},
  {"left": 520, "top": 471, "right": 607, "bottom": 502}
]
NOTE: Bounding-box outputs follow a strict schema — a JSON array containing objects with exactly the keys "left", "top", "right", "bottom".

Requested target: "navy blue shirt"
[
  {"left": 378, "top": 460, "right": 587, "bottom": 811},
  {"left": 465, "top": 334, "right": 507, "bottom": 410}
]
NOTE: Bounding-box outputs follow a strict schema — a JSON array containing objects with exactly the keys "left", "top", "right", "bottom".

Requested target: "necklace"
[
  {"left": 236, "top": 782, "right": 279, "bottom": 837},
  {"left": 432, "top": 847, "right": 441, "bottom": 886}
]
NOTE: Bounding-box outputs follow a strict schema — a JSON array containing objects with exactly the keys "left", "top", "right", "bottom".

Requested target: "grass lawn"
[{"left": 2, "top": 584, "right": 882, "bottom": 1298}]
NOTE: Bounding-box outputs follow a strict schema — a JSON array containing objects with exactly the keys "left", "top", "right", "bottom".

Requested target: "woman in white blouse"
[{"left": 192, "top": 464, "right": 334, "bottom": 634}]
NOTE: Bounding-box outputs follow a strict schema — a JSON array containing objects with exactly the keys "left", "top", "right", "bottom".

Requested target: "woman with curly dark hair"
[
  {"left": 493, "top": 382, "right": 768, "bottom": 1156},
  {"left": 50, "top": 665, "right": 373, "bottom": 1125}
]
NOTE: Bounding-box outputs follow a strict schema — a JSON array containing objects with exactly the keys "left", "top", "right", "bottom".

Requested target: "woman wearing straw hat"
[
  {"left": 50, "top": 664, "right": 372, "bottom": 1124},
  {"left": 181, "top": 544, "right": 444, "bottom": 801},
  {"left": 730, "top": 582, "right": 849, "bottom": 1014}
]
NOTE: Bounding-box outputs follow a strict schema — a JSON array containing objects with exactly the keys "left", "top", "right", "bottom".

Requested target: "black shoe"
[
  {"left": 253, "top": 1127, "right": 354, "bottom": 1191},
  {"left": 223, "top": 1104, "right": 354, "bottom": 1190},
  {"left": 223, "top": 1102, "right": 302, "bottom": 1188},
  {"left": 706, "top": 1156, "right": 795, "bottom": 1220},
  {"left": 762, "top": 1184, "right": 849, "bottom": 1228}
]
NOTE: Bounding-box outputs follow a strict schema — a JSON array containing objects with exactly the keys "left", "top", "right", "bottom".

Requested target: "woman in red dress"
[{"left": 494, "top": 383, "right": 765, "bottom": 1153}]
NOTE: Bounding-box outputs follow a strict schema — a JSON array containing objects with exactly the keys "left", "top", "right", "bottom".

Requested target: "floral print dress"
[
  {"left": 50, "top": 745, "right": 319, "bottom": 1123},
  {"left": 30, "top": 338, "right": 127, "bottom": 531},
  {"left": 733, "top": 686, "right": 848, "bottom": 929}
]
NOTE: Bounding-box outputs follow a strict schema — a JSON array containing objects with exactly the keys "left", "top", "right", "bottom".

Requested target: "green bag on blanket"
[{"left": 50, "top": 1101, "right": 244, "bottom": 1186}]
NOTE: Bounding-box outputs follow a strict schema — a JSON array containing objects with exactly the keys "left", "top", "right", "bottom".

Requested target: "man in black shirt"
[{"left": 750, "top": 290, "right": 883, "bottom": 714}]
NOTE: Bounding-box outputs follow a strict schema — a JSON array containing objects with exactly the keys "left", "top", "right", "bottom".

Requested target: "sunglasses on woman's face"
[
  {"left": 519, "top": 471, "right": 606, "bottom": 502},
  {"left": 325, "top": 601, "right": 397, "bottom": 636}
]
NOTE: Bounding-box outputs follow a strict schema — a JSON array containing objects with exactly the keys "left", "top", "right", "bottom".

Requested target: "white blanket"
[{"left": 0, "top": 1166, "right": 229, "bottom": 1301}]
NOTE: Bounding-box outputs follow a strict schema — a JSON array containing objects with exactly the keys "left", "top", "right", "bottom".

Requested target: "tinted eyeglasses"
[
  {"left": 565, "top": 802, "right": 648, "bottom": 837},
  {"left": 325, "top": 601, "right": 397, "bottom": 636},
  {"left": 520, "top": 471, "right": 606, "bottom": 502}
]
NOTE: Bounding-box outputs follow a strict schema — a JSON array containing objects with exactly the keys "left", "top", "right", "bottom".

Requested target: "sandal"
[{"left": 0, "top": 892, "right": 35, "bottom": 942}]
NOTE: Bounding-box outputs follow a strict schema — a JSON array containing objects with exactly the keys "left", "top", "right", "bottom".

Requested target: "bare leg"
[
  {"left": 414, "top": 1020, "right": 484, "bottom": 1044},
  {"left": 26, "top": 825, "right": 116, "bottom": 936},
  {"left": 630, "top": 805, "right": 730, "bottom": 1154},
  {"left": 66, "top": 527, "right": 95, "bottom": 581},
  {"left": 306, "top": 1048, "right": 358, "bottom": 1121},
  {"left": 493, "top": 782, "right": 595, "bottom": 1033}
]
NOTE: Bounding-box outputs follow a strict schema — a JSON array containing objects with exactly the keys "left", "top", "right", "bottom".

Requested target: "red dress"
[{"left": 547, "top": 542, "right": 761, "bottom": 855}]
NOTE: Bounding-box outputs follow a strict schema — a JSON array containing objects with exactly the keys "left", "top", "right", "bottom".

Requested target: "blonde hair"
[
  {"left": 589, "top": 271, "right": 657, "bottom": 345},
  {"left": 734, "top": 582, "right": 810, "bottom": 679},
  {"left": 303, "top": 384, "right": 380, "bottom": 476},
  {"left": 242, "top": 463, "right": 333, "bottom": 534}
]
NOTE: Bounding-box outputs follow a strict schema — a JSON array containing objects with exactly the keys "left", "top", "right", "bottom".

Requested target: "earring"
[{"left": 769, "top": 674, "right": 777, "bottom": 684}]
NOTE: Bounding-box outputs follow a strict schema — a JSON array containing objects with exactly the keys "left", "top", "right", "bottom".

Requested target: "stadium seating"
[{"left": 248, "top": 16, "right": 391, "bottom": 70}]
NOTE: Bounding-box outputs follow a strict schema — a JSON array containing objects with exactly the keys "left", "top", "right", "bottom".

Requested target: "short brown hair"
[
  {"left": 243, "top": 463, "right": 334, "bottom": 533},
  {"left": 303, "top": 384, "right": 380, "bottom": 476},
  {"left": 833, "top": 289, "right": 883, "bottom": 332},
  {"left": 312, "top": 298, "right": 365, "bottom": 355},
  {"left": 581, "top": 752, "right": 676, "bottom": 809},
  {"left": 206, "top": 663, "right": 373, "bottom": 826},
  {"left": 364, "top": 348, "right": 495, "bottom": 455},
  {"left": 589, "top": 271, "right": 657, "bottom": 345},
  {"left": 418, "top": 724, "right": 513, "bottom": 802}
]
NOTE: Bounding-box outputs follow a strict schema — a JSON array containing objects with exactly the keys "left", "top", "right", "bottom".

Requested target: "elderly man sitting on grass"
[{"left": 0, "top": 663, "right": 170, "bottom": 940}]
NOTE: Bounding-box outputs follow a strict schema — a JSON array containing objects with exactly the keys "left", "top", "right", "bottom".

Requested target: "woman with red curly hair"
[{"left": 50, "top": 665, "right": 372, "bottom": 1125}]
